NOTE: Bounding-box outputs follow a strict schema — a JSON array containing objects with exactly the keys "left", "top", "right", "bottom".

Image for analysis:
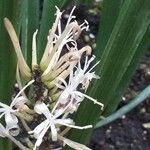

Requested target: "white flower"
[
  {"left": 4, "top": 6, "right": 103, "bottom": 150},
  {"left": 0, "top": 80, "right": 34, "bottom": 136},
  {"left": 40, "top": 6, "right": 90, "bottom": 82},
  {"left": 29, "top": 102, "right": 92, "bottom": 150},
  {"left": 40, "top": 7, "right": 79, "bottom": 77},
  {"left": 4, "top": 6, "right": 91, "bottom": 85},
  {"left": 75, "top": 56, "right": 100, "bottom": 90},
  {"left": 53, "top": 55, "right": 103, "bottom": 113},
  {"left": 0, "top": 123, "right": 29, "bottom": 150}
]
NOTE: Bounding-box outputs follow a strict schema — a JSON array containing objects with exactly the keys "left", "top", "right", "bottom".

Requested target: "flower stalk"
[{"left": 2, "top": 6, "right": 104, "bottom": 150}]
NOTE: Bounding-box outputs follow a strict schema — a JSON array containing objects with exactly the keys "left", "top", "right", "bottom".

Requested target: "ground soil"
[
  {"left": 87, "top": 15, "right": 150, "bottom": 150},
  {"left": 89, "top": 50, "right": 150, "bottom": 150}
]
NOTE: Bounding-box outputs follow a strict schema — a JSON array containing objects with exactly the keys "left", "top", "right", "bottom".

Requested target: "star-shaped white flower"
[
  {"left": 0, "top": 80, "right": 34, "bottom": 136},
  {"left": 29, "top": 102, "right": 92, "bottom": 150},
  {"left": 53, "top": 56, "right": 103, "bottom": 113}
]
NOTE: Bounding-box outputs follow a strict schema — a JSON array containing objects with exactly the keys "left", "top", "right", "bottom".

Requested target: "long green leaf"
[
  {"left": 21, "top": 0, "right": 39, "bottom": 66},
  {"left": 96, "top": 0, "right": 123, "bottom": 57},
  {"left": 0, "top": 0, "right": 23, "bottom": 149},
  {"left": 103, "top": 25, "right": 150, "bottom": 115},
  {"left": 65, "top": 0, "right": 150, "bottom": 147}
]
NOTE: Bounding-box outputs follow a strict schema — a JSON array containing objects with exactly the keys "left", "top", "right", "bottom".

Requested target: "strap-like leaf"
[
  {"left": 96, "top": 0, "right": 123, "bottom": 57},
  {"left": 0, "top": 0, "right": 23, "bottom": 149},
  {"left": 21, "top": 0, "right": 39, "bottom": 67}
]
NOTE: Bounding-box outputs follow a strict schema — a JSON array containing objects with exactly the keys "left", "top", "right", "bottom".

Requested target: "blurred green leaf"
[
  {"left": 75, "top": 0, "right": 92, "bottom": 6},
  {"left": 61, "top": 0, "right": 72, "bottom": 9},
  {"left": 21, "top": 0, "right": 39, "bottom": 67},
  {"left": 103, "top": 25, "right": 150, "bottom": 115},
  {"left": 96, "top": 0, "right": 123, "bottom": 57},
  {"left": 0, "top": 0, "right": 23, "bottom": 149},
  {"left": 65, "top": 0, "right": 150, "bottom": 147}
]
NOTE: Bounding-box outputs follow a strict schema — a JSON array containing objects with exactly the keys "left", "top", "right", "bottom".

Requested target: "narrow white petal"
[
  {"left": 66, "top": 6, "right": 76, "bottom": 26},
  {"left": 33, "top": 123, "right": 50, "bottom": 149},
  {"left": 29, "top": 120, "right": 49, "bottom": 138},
  {"left": 5, "top": 113, "right": 20, "bottom": 136},
  {"left": 55, "top": 118, "right": 73, "bottom": 125},
  {"left": 87, "top": 60, "right": 100, "bottom": 73},
  {"left": 32, "top": 30, "right": 38, "bottom": 69},
  {"left": 34, "top": 102, "right": 52, "bottom": 119},
  {"left": 55, "top": 82, "right": 65, "bottom": 90},
  {"left": 50, "top": 123, "right": 58, "bottom": 141},
  {"left": 58, "top": 90, "right": 70, "bottom": 104},
  {"left": 51, "top": 100, "right": 59, "bottom": 114},
  {"left": 58, "top": 135, "right": 91, "bottom": 150},
  {"left": 40, "top": 7, "right": 62, "bottom": 69},
  {"left": 55, "top": 120, "right": 92, "bottom": 130},
  {"left": 11, "top": 96, "right": 28, "bottom": 109},
  {"left": 0, "top": 112, "right": 5, "bottom": 119},
  {"left": 12, "top": 80, "right": 34, "bottom": 107},
  {"left": 34, "top": 102, "right": 60, "bottom": 142},
  {"left": 0, "top": 109, "right": 7, "bottom": 113},
  {"left": 74, "top": 91, "right": 104, "bottom": 109},
  {"left": 55, "top": 77, "right": 68, "bottom": 88},
  {"left": 0, "top": 102, "right": 10, "bottom": 110},
  {"left": 0, "top": 123, "right": 7, "bottom": 137}
]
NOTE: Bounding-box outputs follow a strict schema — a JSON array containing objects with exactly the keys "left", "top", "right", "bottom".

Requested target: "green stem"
[{"left": 95, "top": 85, "right": 150, "bottom": 128}]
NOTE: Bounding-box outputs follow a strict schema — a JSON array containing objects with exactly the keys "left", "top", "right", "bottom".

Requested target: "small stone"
[
  {"left": 122, "top": 115, "right": 126, "bottom": 119},
  {"left": 142, "top": 122, "right": 150, "bottom": 128},
  {"left": 84, "top": 35, "right": 90, "bottom": 42},
  {"left": 89, "top": 33, "right": 95, "bottom": 39}
]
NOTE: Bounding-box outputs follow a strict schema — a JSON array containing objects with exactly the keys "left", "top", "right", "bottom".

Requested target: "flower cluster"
[{"left": 1, "top": 6, "right": 104, "bottom": 150}]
